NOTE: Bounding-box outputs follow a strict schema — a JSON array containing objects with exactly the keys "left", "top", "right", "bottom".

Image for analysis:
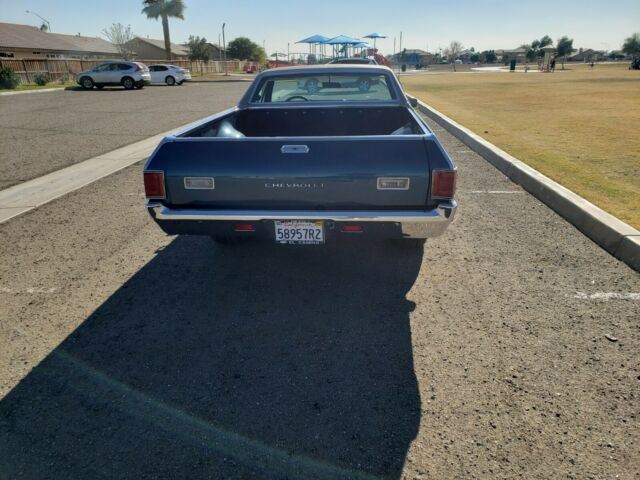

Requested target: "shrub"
[
  {"left": 33, "top": 72, "right": 50, "bottom": 86},
  {"left": 0, "top": 66, "right": 20, "bottom": 89},
  {"left": 58, "top": 72, "right": 70, "bottom": 84}
]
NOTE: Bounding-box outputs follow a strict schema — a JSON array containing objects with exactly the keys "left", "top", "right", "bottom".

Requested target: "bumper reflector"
[
  {"left": 341, "top": 225, "right": 363, "bottom": 232},
  {"left": 234, "top": 224, "right": 255, "bottom": 232}
]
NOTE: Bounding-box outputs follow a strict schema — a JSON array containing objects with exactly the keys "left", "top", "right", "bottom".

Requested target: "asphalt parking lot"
[
  {"left": 0, "top": 81, "right": 249, "bottom": 189},
  {"left": 0, "top": 88, "right": 638, "bottom": 479}
]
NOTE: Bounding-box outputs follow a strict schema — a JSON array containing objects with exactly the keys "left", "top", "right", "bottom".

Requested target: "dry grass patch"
[{"left": 401, "top": 64, "right": 640, "bottom": 228}]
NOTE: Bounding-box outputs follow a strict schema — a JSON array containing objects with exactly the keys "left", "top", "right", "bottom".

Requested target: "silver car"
[{"left": 77, "top": 61, "right": 151, "bottom": 90}]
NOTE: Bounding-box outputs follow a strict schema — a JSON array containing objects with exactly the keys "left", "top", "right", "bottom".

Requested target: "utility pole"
[
  {"left": 399, "top": 31, "right": 402, "bottom": 53},
  {"left": 287, "top": 43, "right": 290, "bottom": 63},
  {"left": 222, "top": 22, "right": 227, "bottom": 76},
  {"left": 25, "top": 10, "right": 51, "bottom": 32}
]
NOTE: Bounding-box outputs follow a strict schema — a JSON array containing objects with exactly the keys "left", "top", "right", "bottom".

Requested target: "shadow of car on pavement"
[{"left": 1, "top": 236, "right": 423, "bottom": 479}]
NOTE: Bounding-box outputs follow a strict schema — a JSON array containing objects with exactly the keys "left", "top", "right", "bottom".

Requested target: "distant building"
[
  {"left": 129, "top": 37, "right": 190, "bottom": 60},
  {"left": 567, "top": 48, "right": 604, "bottom": 62},
  {"left": 495, "top": 48, "right": 527, "bottom": 63},
  {"left": 390, "top": 49, "right": 435, "bottom": 66},
  {"left": 0, "top": 22, "right": 118, "bottom": 59},
  {"left": 128, "top": 37, "right": 224, "bottom": 61}
]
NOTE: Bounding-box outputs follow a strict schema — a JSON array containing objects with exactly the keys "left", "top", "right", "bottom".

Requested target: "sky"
[{"left": 2, "top": 0, "right": 639, "bottom": 55}]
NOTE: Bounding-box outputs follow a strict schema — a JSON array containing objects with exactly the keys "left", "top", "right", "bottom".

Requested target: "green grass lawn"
[
  {"left": 0, "top": 81, "right": 76, "bottom": 93},
  {"left": 401, "top": 63, "right": 640, "bottom": 229}
]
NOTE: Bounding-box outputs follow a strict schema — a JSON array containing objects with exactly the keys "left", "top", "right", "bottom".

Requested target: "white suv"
[
  {"left": 148, "top": 64, "right": 191, "bottom": 85},
  {"left": 77, "top": 61, "right": 151, "bottom": 90}
]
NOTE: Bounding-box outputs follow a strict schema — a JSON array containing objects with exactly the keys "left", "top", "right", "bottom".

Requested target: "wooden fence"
[{"left": 0, "top": 58, "right": 251, "bottom": 84}]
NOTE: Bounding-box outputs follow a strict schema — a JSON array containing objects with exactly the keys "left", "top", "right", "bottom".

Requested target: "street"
[{"left": 0, "top": 87, "right": 638, "bottom": 480}]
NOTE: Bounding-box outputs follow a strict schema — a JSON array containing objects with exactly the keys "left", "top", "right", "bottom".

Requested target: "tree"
[
  {"left": 141, "top": 0, "right": 186, "bottom": 60},
  {"left": 39, "top": 23, "right": 48, "bottom": 32},
  {"left": 187, "top": 35, "right": 212, "bottom": 72},
  {"left": 480, "top": 50, "right": 497, "bottom": 63},
  {"left": 227, "top": 37, "right": 261, "bottom": 61},
  {"left": 444, "top": 40, "right": 463, "bottom": 71},
  {"left": 556, "top": 36, "right": 574, "bottom": 69},
  {"left": 102, "top": 23, "right": 137, "bottom": 60},
  {"left": 622, "top": 32, "right": 640, "bottom": 59}
]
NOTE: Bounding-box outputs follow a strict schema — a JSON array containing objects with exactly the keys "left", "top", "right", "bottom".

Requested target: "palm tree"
[{"left": 141, "top": 0, "right": 186, "bottom": 60}]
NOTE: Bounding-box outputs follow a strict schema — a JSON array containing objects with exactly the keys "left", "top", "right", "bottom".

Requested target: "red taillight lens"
[
  {"left": 341, "top": 225, "right": 363, "bottom": 232},
  {"left": 234, "top": 224, "right": 255, "bottom": 232},
  {"left": 144, "top": 171, "right": 165, "bottom": 199},
  {"left": 135, "top": 63, "right": 141, "bottom": 71},
  {"left": 431, "top": 170, "right": 457, "bottom": 199}
]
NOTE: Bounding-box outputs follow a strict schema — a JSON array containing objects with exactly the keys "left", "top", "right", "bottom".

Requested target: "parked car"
[
  {"left": 77, "top": 61, "right": 150, "bottom": 90},
  {"left": 148, "top": 64, "right": 191, "bottom": 85},
  {"left": 143, "top": 65, "right": 457, "bottom": 246},
  {"left": 630, "top": 58, "right": 640, "bottom": 70},
  {"left": 329, "top": 57, "right": 378, "bottom": 65}
]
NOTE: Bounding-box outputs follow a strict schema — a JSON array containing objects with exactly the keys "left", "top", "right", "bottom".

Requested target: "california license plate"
[{"left": 274, "top": 220, "right": 324, "bottom": 244}]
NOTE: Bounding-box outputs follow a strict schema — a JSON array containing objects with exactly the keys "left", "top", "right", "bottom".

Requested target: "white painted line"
[
  {"left": 0, "top": 286, "right": 57, "bottom": 294},
  {"left": 572, "top": 292, "right": 640, "bottom": 301},
  {"left": 0, "top": 87, "right": 66, "bottom": 96}
]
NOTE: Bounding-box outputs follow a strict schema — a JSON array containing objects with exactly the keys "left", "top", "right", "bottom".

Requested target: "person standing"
[{"left": 550, "top": 57, "right": 556, "bottom": 72}]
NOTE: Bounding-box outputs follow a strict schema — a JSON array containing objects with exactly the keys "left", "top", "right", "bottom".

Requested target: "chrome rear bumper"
[{"left": 146, "top": 200, "right": 456, "bottom": 238}]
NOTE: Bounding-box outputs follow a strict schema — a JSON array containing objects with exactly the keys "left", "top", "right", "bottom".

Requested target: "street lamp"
[
  {"left": 222, "top": 22, "right": 227, "bottom": 76},
  {"left": 25, "top": 10, "right": 51, "bottom": 32}
]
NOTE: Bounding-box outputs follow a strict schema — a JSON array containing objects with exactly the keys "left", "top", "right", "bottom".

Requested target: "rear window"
[{"left": 251, "top": 73, "right": 395, "bottom": 103}]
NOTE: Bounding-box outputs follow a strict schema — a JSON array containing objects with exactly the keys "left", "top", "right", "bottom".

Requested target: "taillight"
[
  {"left": 144, "top": 171, "right": 165, "bottom": 199},
  {"left": 431, "top": 170, "right": 457, "bottom": 199},
  {"left": 135, "top": 63, "right": 141, "bottom": 71}
]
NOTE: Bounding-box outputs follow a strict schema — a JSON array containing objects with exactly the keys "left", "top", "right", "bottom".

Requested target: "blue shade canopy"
[
  {"left": 296, "top": 34, "right": 330, "bottom": 44},
  {"left": 353, "top": 42, "right": 372, "bottom": 48},
  {"left": 325, "top": 35, "right": 361, "bottom": 45},
  {"left": 364, "top": 33, "right": 387, "bottom": 39}
]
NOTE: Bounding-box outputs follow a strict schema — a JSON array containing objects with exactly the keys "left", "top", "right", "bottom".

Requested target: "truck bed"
[{"left": 184, "top": 106, "right": 423, "bottom": 138}]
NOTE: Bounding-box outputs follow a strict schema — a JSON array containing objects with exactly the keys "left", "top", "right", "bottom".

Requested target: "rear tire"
[
  {"left": 122, "top": 77, "right": 135, "bottom": 90},
  {"left": 165, "top": 76, "right": 176, "bottom": 86},
  {"left": 80, "top": 77, "right": 94, "bottom": 89}
]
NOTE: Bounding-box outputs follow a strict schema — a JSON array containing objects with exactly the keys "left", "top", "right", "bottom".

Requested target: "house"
[
  {"left": 567, "top": 48, "right": 604, "bottom": 62},
  {"left": 495, "top": 48, "right": 527, "bottom": 63},
  {"left": 389, "top": 49, "right": 435, "bottom": 66},
  {"left": 0, "top": 21, "right": 118, "bottom": 59},
  {"left": 129, "top": 37, "right": 190, "bottom": 60}
]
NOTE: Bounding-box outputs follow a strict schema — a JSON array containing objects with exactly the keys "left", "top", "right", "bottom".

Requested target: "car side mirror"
[{"left": 409, "top": 97, "right": 418, "bottom": 108}]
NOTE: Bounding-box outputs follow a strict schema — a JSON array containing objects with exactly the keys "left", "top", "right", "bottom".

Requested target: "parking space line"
[{"left": 572, "top": 292, "right": 640, "bottom": 300}]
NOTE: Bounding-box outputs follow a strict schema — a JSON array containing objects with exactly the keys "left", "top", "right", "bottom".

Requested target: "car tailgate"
[{"left": 148, "top": 137, "right": 431, "bottom": 210}]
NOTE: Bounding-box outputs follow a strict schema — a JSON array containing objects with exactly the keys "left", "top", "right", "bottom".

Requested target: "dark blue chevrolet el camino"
[{"left": 143, "top": 65, "right": 457, "bottom": 246}]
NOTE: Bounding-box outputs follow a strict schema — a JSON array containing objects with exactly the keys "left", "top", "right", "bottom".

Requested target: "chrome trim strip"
[{"left": 147, "top": 201, "right": 456, "bottom": 224}]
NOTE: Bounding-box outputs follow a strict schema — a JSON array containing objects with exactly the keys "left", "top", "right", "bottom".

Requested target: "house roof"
[
  {"left": 0, "top": 22, "right": 117, "bottom": 54},
  {"left": 135, "top": 37, "right": 189, "bottom": 56}
]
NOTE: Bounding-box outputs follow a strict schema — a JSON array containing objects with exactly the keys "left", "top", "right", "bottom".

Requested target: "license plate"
[{"left": 274, "top": 221, "right": 324, "bottom": 244}]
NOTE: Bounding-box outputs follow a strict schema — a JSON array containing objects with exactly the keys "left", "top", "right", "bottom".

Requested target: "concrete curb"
[
  {"left": 0, "top": 87, "right": 65, "bottom": 96},
  {"left": 412, "top": 98, "right": 640, "bottom": 272}
]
